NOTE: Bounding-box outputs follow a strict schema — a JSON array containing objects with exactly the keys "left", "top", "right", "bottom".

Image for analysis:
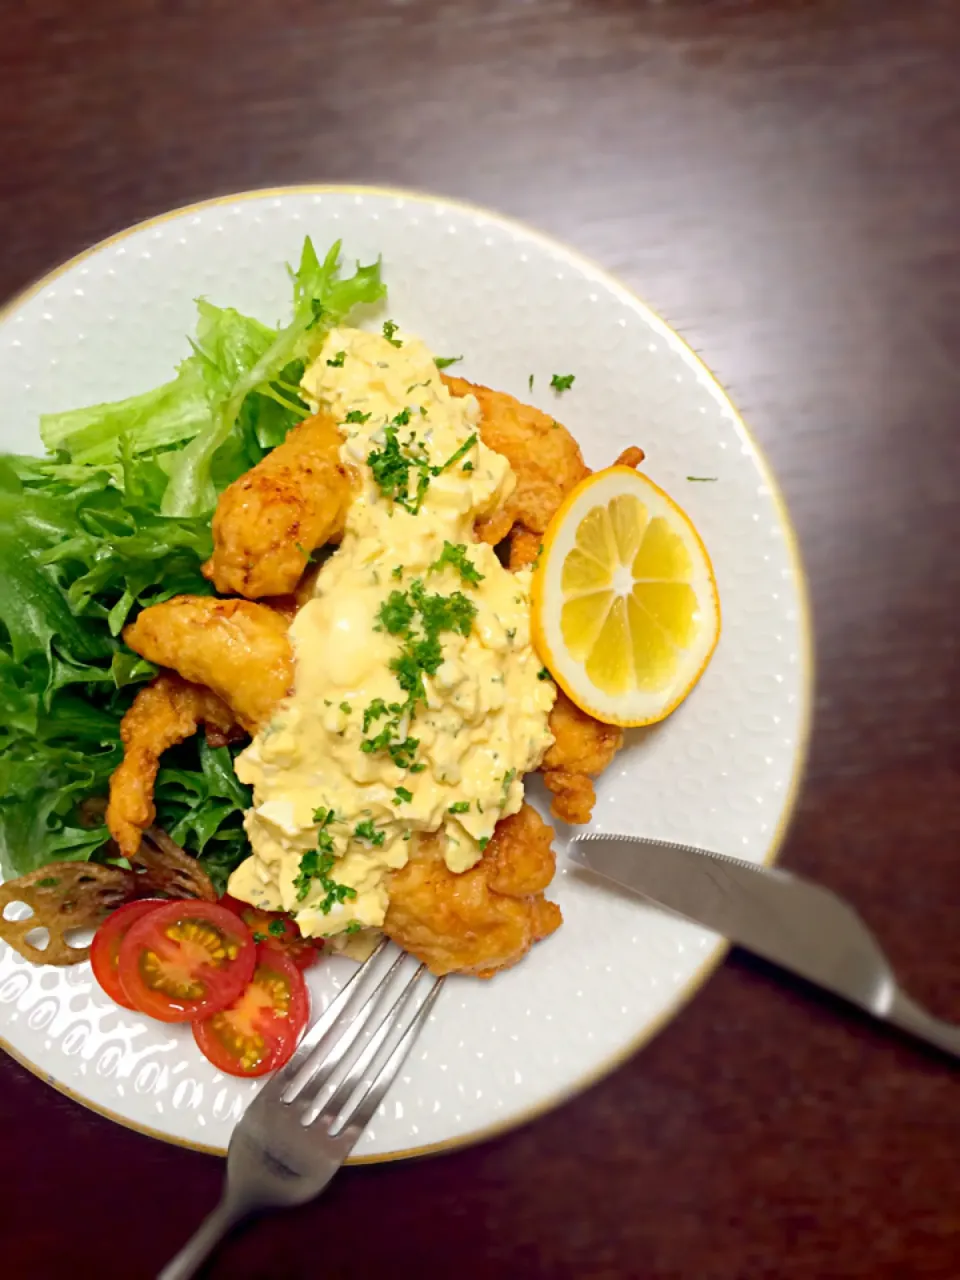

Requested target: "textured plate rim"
[{"left": 0, "top": 183, "right": 814, "bottom": 1165}]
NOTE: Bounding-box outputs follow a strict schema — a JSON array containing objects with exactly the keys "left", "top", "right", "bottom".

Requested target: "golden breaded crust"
[
  {"left": 444, "top": 375, "right": 589, "bottom": 539},
  {"left": 122, "top": 595, "right": 294, "bottom": 733},
  {"left": 203, "top": 411, "right": 352, "bottom": 599},
  {"left": 106, "top": 672, "right": 239, "bottom": 857},
  {"left": 384, "top": 805, "right": 562, "bottom": 977},
  {"left": 542, "top": 690, "right": 623, "bottom": 825}
]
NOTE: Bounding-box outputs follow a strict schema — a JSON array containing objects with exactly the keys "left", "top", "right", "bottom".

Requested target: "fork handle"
[{"left": 157, "top": 1198, "right": 247, "bottom": 1280}]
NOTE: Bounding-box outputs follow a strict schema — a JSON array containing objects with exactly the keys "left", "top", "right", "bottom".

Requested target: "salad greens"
[{"left": 0, "top": 239, "right": 385, "bottom": 887}]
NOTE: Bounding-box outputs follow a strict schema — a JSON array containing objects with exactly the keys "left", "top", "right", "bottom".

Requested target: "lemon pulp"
[{"left": 532, "top": 467, "right": 719, "bottom": 727}]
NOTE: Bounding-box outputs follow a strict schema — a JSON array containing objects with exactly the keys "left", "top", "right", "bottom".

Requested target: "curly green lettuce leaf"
[
  {"left": 0, "top": 236, "right": 385, "bottom": 882},
  {"left": 40, "top": 357, "right": 211, "bottom": 466},
  {"left": 161, "top": 239, "right": 385, "bottom": 517},
  {"left": 0, "top": 455, "right": 218, "bottom": 877}
]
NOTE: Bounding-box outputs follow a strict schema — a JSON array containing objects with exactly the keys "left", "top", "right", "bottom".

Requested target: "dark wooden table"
[{"left": 3, "top": 2, "right": 960, "bottom": 1276}]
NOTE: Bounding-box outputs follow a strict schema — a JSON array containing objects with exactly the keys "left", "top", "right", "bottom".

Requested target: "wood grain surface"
[{"left": 3, "top": 1, "right": 960, "bottom": 1276}]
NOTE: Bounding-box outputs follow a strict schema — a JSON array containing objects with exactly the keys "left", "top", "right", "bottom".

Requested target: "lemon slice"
[{"left": 532, "top": 466, "right": 720, "bottom": 726}]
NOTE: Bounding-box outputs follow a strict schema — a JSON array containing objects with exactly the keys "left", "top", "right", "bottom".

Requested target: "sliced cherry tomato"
[
  {"left": 193, "top": 944, "right": 309, "bottom": 1077},
  {"left": 219, "top": 894, "right": 323, "bottom": 970},
  {"left": 90, "top": 899, "right": 168, "bottom": 1010},
  {"left": 117, "top": 900, "right": 256, "bottom": 1023}
]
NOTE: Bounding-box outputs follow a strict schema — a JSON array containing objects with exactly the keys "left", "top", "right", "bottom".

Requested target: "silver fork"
[{"left": 158, "top": 940, "right": 444, "bottom": 1280}]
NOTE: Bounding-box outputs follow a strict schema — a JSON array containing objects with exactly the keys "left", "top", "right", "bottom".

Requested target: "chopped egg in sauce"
[{"left": 227, "top": 326, "right": 556, "bottom": 940}]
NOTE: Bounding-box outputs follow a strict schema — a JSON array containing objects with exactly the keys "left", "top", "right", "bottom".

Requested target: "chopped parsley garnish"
[
  {"left": 528, "top": 374, "right": 534, "bottom": 391},
  {"left": 344, "top": 409, "right": 371, "bottom": 424},
  {"left": 293, "top": 850, "right": 357, "bottom": 910},
  {"left": 409, "top": 762, "right": 427, "bottom": 773},
  {"left": 433, "top": 433, "right": 477, "bottom": 476},
  {"left": 537, "top": 666, "right": 551, "bottom": 680},
  {"left": 434, "top": 355, "right": 462, "bottom": 370},
  {"left": 339, "top": 701, "right": 351, "bottom": 715},
  {"left": 448, "top": 801, "right": 470, "bottom": 814},
  {"left": 367, "top": 424, "right": 431, "bottom": 513},
  {"left": 268, "top": 918, "right": 287, "bottom": 937},
  {"left": 354, "top": 820, "right": 385, "bottom": 847},
  {"left": 327, "top": 350, "right": 346, "bottom": 367},
  {"left": 361, "top": 579, "right": 479, "bottom": 770},
  {"left": 687, "top": 476, "right": 718, "bottom": 482},
  {"left": 429, "top": 541, "right": 484, "bottom": 587},
  {"left": 410, "top": 579, "right": 476, "bottom": 639},
  {"left": 345, "top": 921, "right": 363, "bottom": 935},
  {"left": 252, "top": 931, "right": 268, "bottom": 943},
  {"left": 462, "top": 461, "right": 474, "bottom": 472},
  {"left": 478, "top": 836, "right": 490, "bottom": 851},
  {"left": 383, "top": 320, "right": 402, "bottom": 347},
  {"left": 393, "top": 786, "right": 414, "bottom": 805},
  {"left": 362, "top": 697, "right": 390, "bottom": 732},
  {"left": 368, "top": 420, "right": 478, "bottom": 514},
  {"left": 500, "top": 768, "right": 517, "bottom": 808},
  {"left": 377, "top": 592, "right": 416, "bottom": 635},
  {"left": 390, "top": 737, "right": 422, "bottom": 769},
  {"left": 550, "top": 373, "right": 575, "bottom": 393},
  {"left": 37, "top": 877, "right": 59, "bottom": 888},
  {"left": 292, "top": 810, "right": 355, "bottom": 908}
]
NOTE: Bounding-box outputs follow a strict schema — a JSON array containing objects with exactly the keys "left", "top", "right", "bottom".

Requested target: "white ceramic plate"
[{"left": 0, "top": 187, "right": 811, "bottom": 1161}]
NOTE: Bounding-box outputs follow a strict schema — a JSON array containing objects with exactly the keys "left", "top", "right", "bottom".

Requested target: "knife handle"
[{"left": 887, "top": 991, "right": 960, "bottom": 1060}]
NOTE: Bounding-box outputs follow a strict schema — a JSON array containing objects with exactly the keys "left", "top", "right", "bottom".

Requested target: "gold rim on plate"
[{"left": 0, "top": 184, "right": 814, "bottom": 1165}]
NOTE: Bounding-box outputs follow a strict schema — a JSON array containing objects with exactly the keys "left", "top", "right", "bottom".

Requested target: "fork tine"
[
  {"left": 257, "top": 937, "right": 388, "bottom": 1099},
  {"left": 335, "top": 975, "right": 445, "bottom": 1146},
  {"left": 284, "top": 949, "right": 408, "bottom": 1108},
  {"left": 310, "top": 963, "right": 428, "bottom": 1125}
]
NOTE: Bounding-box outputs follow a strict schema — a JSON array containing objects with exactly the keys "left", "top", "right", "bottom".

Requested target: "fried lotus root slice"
[
  {"left": 132, "top": 827, "right": 217, "bottom": 902},
  {"left": 383, "top": 805, "right": 562, "bottom": 978},
  {"left": 106, "top": 672, "right": 241, "bottom": 858},
  {"left": 122, "top": 596, "right": 294, "bottom": 734},
  {"left": 541, "top": 690, "right": 624, "bottom": 825},
  {"left": 203, "top": 411, "right": 352, "bottom": 599},
  {"left": 0, "top": 863, "right": 138, "bottom": 966}
]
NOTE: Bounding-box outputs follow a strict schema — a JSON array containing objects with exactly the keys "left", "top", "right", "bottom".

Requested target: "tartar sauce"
[{"left": 227, "top": 326, "right": 556, "bottom": 938}]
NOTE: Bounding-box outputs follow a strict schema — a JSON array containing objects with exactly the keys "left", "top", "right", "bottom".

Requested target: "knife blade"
[{"left": 569, "top": 832, "right": 960, "bottom": 1060}]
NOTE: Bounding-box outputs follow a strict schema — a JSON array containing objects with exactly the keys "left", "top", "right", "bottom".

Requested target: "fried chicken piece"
[
  {"left": 614, "top": 445, "right": 646, "bottom": 469},
  {"left": 202, "top": 411, "right": 352, "bottom": 599},
  {"left": 106, "top": 673, "right": 240, "bottom": 857},
  {"left": 507, "top": 526, "right": 543, "bottom": 571},
  {"left": 542, "top": 690, "right": 624, "bottom": 825},
  {"left": 384, "top": 805, "right": 562, "bottom": 977},
  {"left": 442, "top": 381, "right": 639, "bottom": 822},
  {"left": 122, "top": 595, "right": 294, "bottom": 733},
  {"left": 474, "top": 503, "right": 515, "bottom": 548},
  {"left": 444, "top": 376, "right": 589, "bottom": 541}
]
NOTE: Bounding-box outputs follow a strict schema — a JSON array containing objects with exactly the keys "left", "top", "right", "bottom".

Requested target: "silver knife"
[{"left": 569, "top": 833, "right": 960, "bottom": 1060}]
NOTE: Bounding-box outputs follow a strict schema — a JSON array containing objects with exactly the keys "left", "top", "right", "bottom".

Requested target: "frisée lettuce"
[{"left": 0, "top": 239, "right": 385, "bottom": 884}]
